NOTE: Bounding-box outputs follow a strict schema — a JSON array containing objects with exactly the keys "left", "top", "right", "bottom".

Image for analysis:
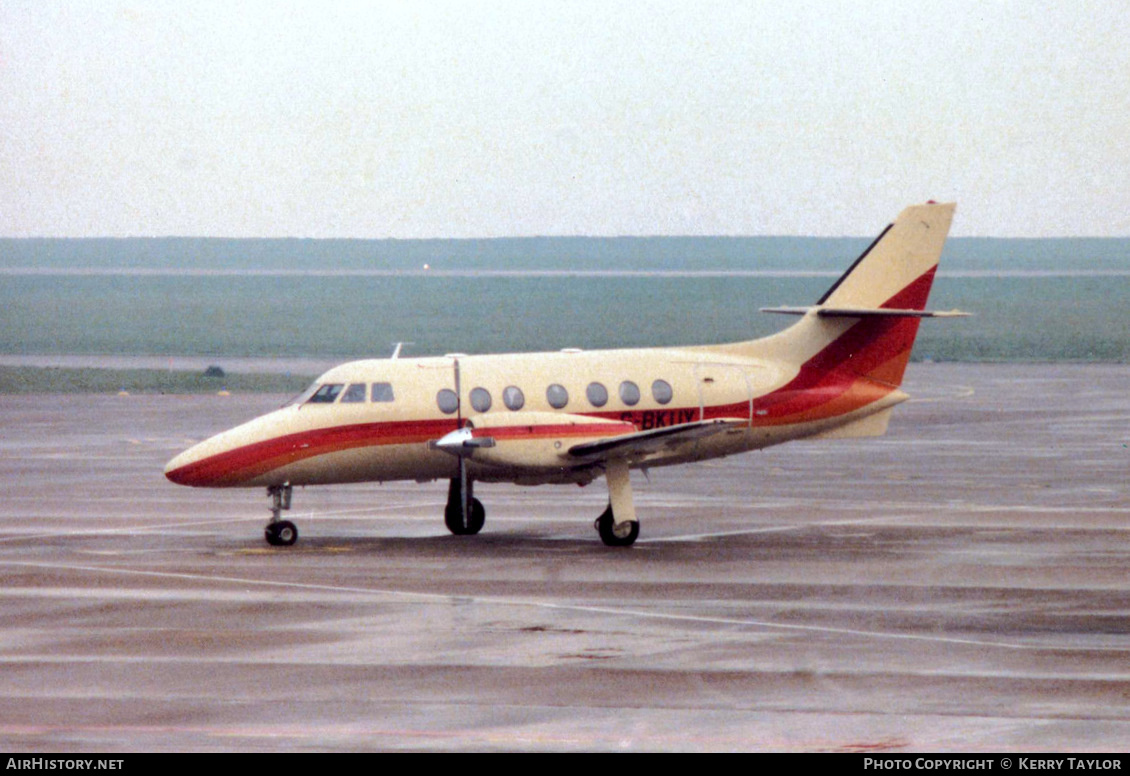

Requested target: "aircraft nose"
[
  {"left": 166, "top": 403, "right": 314, "bottom": 488},
  {"left": 164, "top": 407, "right": 294, "bottom": 488},
  {"left": 164, "top": 444, "right": 207, "bottom": 486},
  {"left": 165, "top": 432, "right": 241, "bottom": 487}
]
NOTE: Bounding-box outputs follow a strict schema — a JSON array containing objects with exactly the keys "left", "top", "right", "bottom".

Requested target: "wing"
[
  {"left": 567, "top": 418, "right": 748, "bottom": 463},
  {"left": 430, "top": 412, "right": 748, "bottom": 474}
]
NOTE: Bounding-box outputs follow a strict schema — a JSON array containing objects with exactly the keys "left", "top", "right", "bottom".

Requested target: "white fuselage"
[{"left": 164, "top": 342, "right": 905, "bottom": 489}]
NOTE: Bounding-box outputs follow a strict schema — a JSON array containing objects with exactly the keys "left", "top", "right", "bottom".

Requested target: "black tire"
[
  {"left": 594, "top": 506, "right": 639, "bottom": 547},
  {"left": 444, "top": 497, "right": 485, "bottom": 535},
  {"left": 265, "top": 520, "right": 298, "bottom": 546}
]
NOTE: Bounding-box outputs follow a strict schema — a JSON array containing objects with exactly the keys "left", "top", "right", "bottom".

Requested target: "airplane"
[{"left": 165, "top": 201, "right": 965, "bottom": 547}]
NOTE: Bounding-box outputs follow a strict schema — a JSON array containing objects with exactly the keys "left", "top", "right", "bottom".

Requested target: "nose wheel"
[
  {"left": 264, "top": 483, "right": 298, "bottom": 546},
  {"left": 265, "top": 519, "right": 298, "bottom": 546}
]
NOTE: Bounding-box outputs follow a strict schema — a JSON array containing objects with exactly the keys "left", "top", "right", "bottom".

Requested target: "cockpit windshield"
[
  {"left": 310, "top": 384, "right": 345, "bottom": 403},
  {"left": 290, "top": 381, "right": 397, "bottom": 407},
  {"left": 289, "top": 381, "right": 322, "bottom": 406},
  {"left": 341, "top": 383, "right": 367, "bottom": 403}
]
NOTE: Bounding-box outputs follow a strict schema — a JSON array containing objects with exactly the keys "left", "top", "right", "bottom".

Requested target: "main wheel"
[
  {"left": 444, "top": 497, "right": 485, "bottom": 535},
  {"left": 265, "top": 520, "right": 298, "bottom": 546},
  {"left": 594, "top": 506, "right": 639, "bottom": 547}
]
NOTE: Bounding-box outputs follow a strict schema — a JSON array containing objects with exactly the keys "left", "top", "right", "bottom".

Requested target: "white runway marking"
[
  {"left": 5, "top": 559, "right": 1127, "bottom": 655},
  {"left": 0, "top": 517, "right": 248, "bottom": 543},
  {"left": 649, "top": 514, "right": 902, "bottom": 541}
]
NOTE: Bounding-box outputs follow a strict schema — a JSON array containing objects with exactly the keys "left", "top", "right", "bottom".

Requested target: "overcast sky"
[{"left": 2, "top": 1, "right": 1128, "bottom": 238}]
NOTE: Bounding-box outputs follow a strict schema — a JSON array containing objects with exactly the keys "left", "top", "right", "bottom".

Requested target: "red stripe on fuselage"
[
  {"left": 169, "top": 266, "right": 937, "bottom": 487},
  {"left": 746, "top": 264, "right": 936, "bottom": 422},
  {"left": 166, "top": 417, "right": 457, "bottom": 487}
]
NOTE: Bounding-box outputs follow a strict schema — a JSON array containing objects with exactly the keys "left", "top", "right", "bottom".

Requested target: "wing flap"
[{"left": 567, "top": 418, "right": 747, "bottom": 462}]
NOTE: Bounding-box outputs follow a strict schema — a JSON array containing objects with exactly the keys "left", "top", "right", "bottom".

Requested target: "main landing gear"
[
  {"left": 264, "top": 483, "right": 298, "bottom": 546},
  {"left": 259, "top": 461, "right": 640, "bottom": 547},
  {"left": 441, "top": 458, "right": 640, "bottom": 546},
  {"left": 594, "top": 505, "right": 639, "bottom": 546},
  {"left": 594, "top": 458, "right": 639, "bottom": 547},
  {"left": 444, "top": 475, "right": 485, "bottom": 535}
]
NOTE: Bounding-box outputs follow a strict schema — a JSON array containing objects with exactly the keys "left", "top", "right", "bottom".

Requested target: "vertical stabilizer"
[
  {"left": 819, "top": 201, "right": 955, "bottom": 311},
  {"left": 717, "top": 202, "right": 957, "bottom": 392}
]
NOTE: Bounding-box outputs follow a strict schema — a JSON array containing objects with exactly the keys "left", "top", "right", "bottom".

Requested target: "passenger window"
[
  {"left": 308, "top": 384, "right": 344, "bottom": 404},
  {"left": 341, "top": 383, "right": 367, "bottom": 403},
  {"left": 546, "top": 384, "right": 569, "bottom": 409},
  {"left": 586, "top": 382, "right": 608, "bottom": 407},
  {"left": 470, "top": 387, "right": 492, "bottom": 413},
  {"left": 503, "top": 385, "right": 525, "bottom": 411},
  {"left": 619, "top": 381, "right": 640, "bottom": 406},
  {"left": 652, "top": 379, "right": 673, "bottom": 405},
  {"left": 372, "top": 382, "right": 395, "bottom": 402},
  {"left": 436, "top": 388, "right": 458, "bottom": 414}
]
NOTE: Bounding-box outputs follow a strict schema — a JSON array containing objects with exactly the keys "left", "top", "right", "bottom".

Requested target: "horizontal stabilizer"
[
  {"left": 760, "top": 306, "right": 971, "bottom": 318},
  {"left": 568, "top": 418, "right": 746, "bottom": 461}
]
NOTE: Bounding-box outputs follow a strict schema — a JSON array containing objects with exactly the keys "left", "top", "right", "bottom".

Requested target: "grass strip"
[{"left": 0, "top": 366, "right": 313, "bottom": 395}]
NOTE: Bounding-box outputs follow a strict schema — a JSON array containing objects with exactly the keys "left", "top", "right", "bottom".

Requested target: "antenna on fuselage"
[{"left": 390, "top": 342, "right": 413, "bottom": 360}]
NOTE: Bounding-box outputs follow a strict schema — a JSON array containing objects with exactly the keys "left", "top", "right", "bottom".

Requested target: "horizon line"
[{"left": 2, "top": 233, "right": 1128, "bottom": 241}]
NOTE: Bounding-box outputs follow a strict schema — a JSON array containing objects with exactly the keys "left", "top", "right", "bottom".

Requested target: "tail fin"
[
  {"left": 806, "top": 201, "right": 956, "bottom": 387},
  {"left": 820, "top": 201, "right": 955, "bottom": 310},
  {"left": 726, "top": 202, "right": 958, "bottom": 390}
]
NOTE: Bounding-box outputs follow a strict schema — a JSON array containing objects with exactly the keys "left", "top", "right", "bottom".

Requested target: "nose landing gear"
[{"left": 264, "top": 483, "right": 298, "bottom": 546}]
